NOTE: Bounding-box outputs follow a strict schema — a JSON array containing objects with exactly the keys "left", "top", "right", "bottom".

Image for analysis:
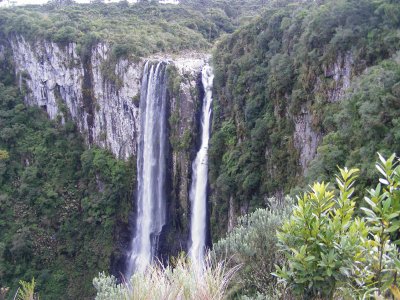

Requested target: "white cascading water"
[
  {"left": 189, "top": 63, "right": 214, "bottom": 266},
  {"left": 126, "top": 61, "right": 168, "bottom": 278}
]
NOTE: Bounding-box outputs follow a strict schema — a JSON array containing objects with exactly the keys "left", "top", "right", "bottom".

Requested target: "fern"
[{"left": 16, "top": 278, "right": 37, "bottom": 300}]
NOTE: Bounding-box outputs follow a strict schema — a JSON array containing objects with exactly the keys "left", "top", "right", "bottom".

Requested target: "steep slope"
[
  {"left": 209, "top": 0, "right": 400, "bottom": 238},
  {"left": 7, "top": 36, "right": 208, "bottom": 159}
]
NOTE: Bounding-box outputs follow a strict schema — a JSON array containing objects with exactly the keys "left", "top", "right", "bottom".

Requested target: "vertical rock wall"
[
  {"left": 10, "top": 36, "right": 142, "bottom": 159},
  {"left": 159, "top": 55, "right": 210, "bottom": 259},
  {"left": 293, "top": 53, "right": 354, "bottom": 173}
]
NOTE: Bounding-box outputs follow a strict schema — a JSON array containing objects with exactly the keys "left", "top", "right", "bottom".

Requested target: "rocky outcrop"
[
  {"left": 322, "top": 52, "right": 353, "bottom": 103},
  {"left": 0, "top": 45, "right": 5, "bottom": 61},
  {"left": 294, "top": 53, "right": 354, "bottom": 172},
  {"left": 293, "top": 104, "right": 323, "bottom": 172},
  {"left": 160, "top": 55, "right": 209, "bottom": 258},
  {"left": 10, "top": 36, "right": 140, "bottom": 159}
]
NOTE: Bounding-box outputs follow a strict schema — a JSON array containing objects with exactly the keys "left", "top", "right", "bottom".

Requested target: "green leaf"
[
  {"left": 305, "top": 256, "right": 316, "bottom": 262},
  {"left": 361, "top": 207, "right": 377, "bottom": 219},
  {"left": 383, "top": 198, "right": 392, "bottom": 212},
  {"left": 379, "top": 178, "right": 390, "bottom": 185},
  {"left": 378, "top": 153, "right": 387, "bottom": 166},
  {"left": 387, "top": 212, "right": 400, "bottom": 219},
  {"left": 376, "top": 163, "right": 388, "bottom": 178},
  {"left": 386, "top": 223, "right": 400, "bottom": 233},
  {"left": 364, "top": 197, "right": 377, "bottom": 209}
]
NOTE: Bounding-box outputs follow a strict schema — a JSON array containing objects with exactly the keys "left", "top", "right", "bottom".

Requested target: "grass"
[{"left": 94, "top": 254, "right": 239, "bottom": 300}]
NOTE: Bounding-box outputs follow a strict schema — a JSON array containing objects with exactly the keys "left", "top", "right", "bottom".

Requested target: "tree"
[
  {"left": 0, "top": 150, "right": 9, "bottom": 160},
  {"left": 46, "top": 0, "right": 75, "bottom": 8}
]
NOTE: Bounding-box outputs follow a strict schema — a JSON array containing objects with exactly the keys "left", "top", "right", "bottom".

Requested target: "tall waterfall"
[
  {"left": 189, "top": 63, "right": 214, "bottom": 266},
  {"left": 127, "top": 61, "right": 168, "bottom": 277}
]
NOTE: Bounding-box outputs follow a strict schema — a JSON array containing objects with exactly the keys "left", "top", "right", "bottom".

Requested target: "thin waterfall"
[
  {"left": 126, "top": 61, "right": 168, "bottom": 278},
  {"left": 189, "top": 63, "right": 214, "bottom": 266}
]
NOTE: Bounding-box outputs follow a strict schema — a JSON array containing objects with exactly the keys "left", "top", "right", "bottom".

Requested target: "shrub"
[
  {"left": 0, "top": 150, "right": 9, "bottom": 160},
  {"left": 93, "top": 273, "right": 125, "bottom": 300},
  {"left": 16, "top": 278, "right": 38, "bottom": 300},
  {"left": 212, "top": 197, "right": 292, "bottom": 298},
  {"left": 276, "top": 154, "right": 400, "bottom": 299},
  {"left": 275, "top": 168, "right": 370, "bottom": 299},
  {"left": 361, "top": 153, "right": 400, "bottom": 298}
]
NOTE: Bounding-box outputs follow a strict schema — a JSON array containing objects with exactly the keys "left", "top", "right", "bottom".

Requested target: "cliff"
[
  {"left": 10, "top": 35, "right": 208, "bottom": 160},
  {"left": 6, "top": 34, "right": 209, "bottom": 275}
]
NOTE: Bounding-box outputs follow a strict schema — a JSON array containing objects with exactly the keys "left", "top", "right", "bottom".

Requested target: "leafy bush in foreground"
[
  {"left": 276, "top": 154, "right": 400, "bottom": 299},
  {"left": 275, "top": 168, "right": 370, "bottom": 299},
  {"left": 361, "top": 154, "right": 400, "bottom": 298}
]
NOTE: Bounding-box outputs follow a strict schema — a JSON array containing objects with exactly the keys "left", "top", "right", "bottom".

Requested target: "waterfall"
[
  {"left": 189, "top": 63, "right": 214, "bottom": 266},
  {"left": 127, "top": 61, "right": 168, "bottom": 277}
]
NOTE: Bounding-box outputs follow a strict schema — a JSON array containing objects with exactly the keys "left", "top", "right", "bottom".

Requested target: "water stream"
[
  {"left": 189, "top": 63, "right": 214, "bottom": 266},
  {"left": 126, "top": 61, "right": 168, "bottom": 277}
]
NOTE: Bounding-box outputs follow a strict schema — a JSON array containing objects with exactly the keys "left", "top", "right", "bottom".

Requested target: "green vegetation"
[
  {"left": 362, "top": 154, "right": 400, "bottom": 297},
  {"left": 94, "top": 154, "right": 400, "bottom": 300},
  {"left": 0, "top": 0, "right": 304, "bottom": 61},
  {"left": 0, "top": 0, "right": 236, "bottom": 60},
  {"left": 206, "top": 154, "right": 400, "bottom": 299},
  {"left": 0, "top": 72, "right": 134, "bottom": 298},
  {"left": 209, "top": 0, "right": 400, "bottom": 239},
  {"left": 1, "top": 0, "right": 400, "bottom": 298},
  {"left": 93, "top": 255, "right": 237, "bottom": 300},
  {"left": 0, "top": 1, "right": 279, "bottom": 297},
  {"left": 16, "top": 278, "right": 37, "bottom": 300},
  {"left": 212, "top": 198, "right": 292, "bottom": 298},
  {"left": 275, "top": 168, "right": 369, "bottom": 298},
  {"left": 275, "top": 155, "right": 400, "bottom": 299},
  {"left": 307, "top": 55, "right": 400, "bottom": 188}
]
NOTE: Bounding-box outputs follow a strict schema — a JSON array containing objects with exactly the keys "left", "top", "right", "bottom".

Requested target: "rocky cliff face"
[
  {"left": 293, "top": 53, "right": 354, "bottom": 173},
  {"left": 160, "top": 55, "right": 209, "bottom": 259},
  {"left": 11, "top": 36, "right": 140, "bottom": 159},
  {"left": 10, "top": 35, "right": 208, "bottom": 160},
  {"left": 210, "top": 28, "right": 358, "bottom": 238}
]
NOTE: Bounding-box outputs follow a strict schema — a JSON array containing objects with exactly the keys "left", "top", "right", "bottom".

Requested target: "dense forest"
[
  {"left": 0, "top": 0, "right": 275, "bottom": 59},
  {"left": 209, "top": 0, "right": 400, "bottom": 238},
  {"left": 0, "top": 0, "right": 399, "bottom": 299}
]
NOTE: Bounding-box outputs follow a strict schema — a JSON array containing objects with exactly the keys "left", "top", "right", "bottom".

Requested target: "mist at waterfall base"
[
  {"left": 189, "top": 64, "right": 214, "bottom": 267},
  {"left": 126, "top": 61, "right": 168, "bottom": 278}
]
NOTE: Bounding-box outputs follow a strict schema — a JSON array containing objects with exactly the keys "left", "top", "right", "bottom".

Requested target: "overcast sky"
[
  {"left": 0, "top": 0, "right": 91, "bottom": 6},
  {"left": 0, "top": 0, "right": 179, "bottom": 6},
  {"left": 0, "top": 0, "right": 145, "bottom": 6}
]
